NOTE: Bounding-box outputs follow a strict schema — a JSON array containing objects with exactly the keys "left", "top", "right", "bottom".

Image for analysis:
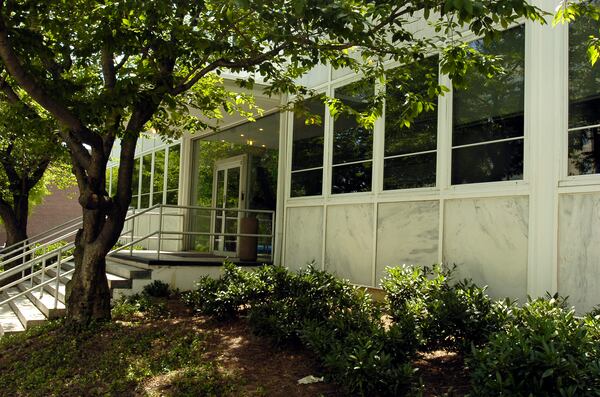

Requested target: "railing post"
[
  {"left": 157, "top": 205, "right": 163, "bottom": 261},
  {"left": 130, "top": 208, "right": 135, "bottom": 256},
  {"left": 40, "top": 258, "right": 46, "bottom": 297},
  {"left": 54, "top": 249, "right": 62, "bottom": 310}
]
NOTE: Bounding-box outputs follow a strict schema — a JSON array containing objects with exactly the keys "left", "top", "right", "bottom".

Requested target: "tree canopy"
[{"left": 0, "top": 0, "right": 546, "bottom": 324}]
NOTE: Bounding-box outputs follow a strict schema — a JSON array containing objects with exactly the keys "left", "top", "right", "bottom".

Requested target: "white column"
[{"left": 526, "top": 0, "right": 566, "bottom": 297}]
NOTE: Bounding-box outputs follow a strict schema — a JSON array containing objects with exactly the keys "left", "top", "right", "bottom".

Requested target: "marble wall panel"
[
  {"left": 284, "top": 206, "right": 324, "bottom": 272},
  {"left": 325, "top": 204, "right": 374, "bottom": 286},
  {"left": 443, "top": 196, "right": 529, "bottom": 301},
  {"left": 375, "top": 201, "right": 439, "bottom": 286}
]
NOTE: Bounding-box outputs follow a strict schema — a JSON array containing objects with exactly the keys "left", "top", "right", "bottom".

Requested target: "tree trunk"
[
  {"left": 65, "top": 225, "right": 112, "bottom": 326},
  {"left": 0, "top": 193, "right": 30, "bottom": 286}
]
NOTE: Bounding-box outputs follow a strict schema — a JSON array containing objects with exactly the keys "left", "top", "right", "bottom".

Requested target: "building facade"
[{"left": 108, "top": 0, "right": 600, "bottom": 312}]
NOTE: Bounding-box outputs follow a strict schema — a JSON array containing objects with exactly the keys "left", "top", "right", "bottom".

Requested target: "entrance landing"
[{"left": 110, "top": 251, "right": 272, "bottom": 268}]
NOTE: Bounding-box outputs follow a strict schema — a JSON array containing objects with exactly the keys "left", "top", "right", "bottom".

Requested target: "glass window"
[
  {"left": 131, "top": 158, "right": 140, "bottom": 209},
  {"left": 166, "top": 145, "right": 180, "bottom": 205},
  {"left": 110, "top": 167, "right": 118, "bottom": 196},
  {"left": 568, "top": 11, "right": 600, "bottom": 175},
  {"left": 332, "top": 79, "right": 374, "bottom": 194},
  {"left": 384, "top": 58, "right": 438, "bottom": 190},
  {"left": 140, "top": 154, "right": 152, "bottom": 208},
  {"left": 452, "top": 25, "right": 525, "bottom": 184},
  {"left": 291, "top": 97, "right": 325, "bottom": 197},
  {"left": 153, "top": 150, "right": 165, "bottom": 205}
]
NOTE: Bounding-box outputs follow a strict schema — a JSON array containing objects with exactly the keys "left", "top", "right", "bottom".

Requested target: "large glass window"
[
  {"left": 153, "top": 150, "right": 165, "bottom": 205},
  {"left": 384, "top": 58, "right": 438, "bottom": 190},
  {"left": 290, "top": 97, "right": 325, "bottom": 197},
  {"left": 140, "top": 154, "right": 152, "bottom": 208},
  {"left": 568, "top": 10, "right": 600, "bottom": 175},
  {"left": 332, "top": 79, "right": 374, "bottom": 194},
  {"left": 131, "top": 158, "right": 140, "bottom": 208},
  {"left": 452, "top": 25, "right": 525, "bottom": 185},
  {"left": 166, "top": 145, "right": 180, "bottom": 205}
]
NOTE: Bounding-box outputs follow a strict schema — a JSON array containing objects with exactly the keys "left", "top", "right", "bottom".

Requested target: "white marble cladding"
[
  {"left": 558, "top": 193, "right": 600, "bottom": 313},
  {"left": 443, "top": 196, "right": 529, "bottom": 302},
  {"left": 284, "top": 206, "right": 324, "bottom": 271},
  {"left": 376, "top": 201, "right": 439, "bottom": 286},
  {"left": 325, "top": 204, "right": 374, "bottom": 286}
]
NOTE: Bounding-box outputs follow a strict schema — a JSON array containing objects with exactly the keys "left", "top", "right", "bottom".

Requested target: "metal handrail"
[
  {"left": 0, "top": 204, "right": 277, "bottom": 314},
  {"left": 0, "top": 216, "right": 82, "bottom": 259},
  {"left": 0, "top": 230, "right": 78, "bottom": 269}
]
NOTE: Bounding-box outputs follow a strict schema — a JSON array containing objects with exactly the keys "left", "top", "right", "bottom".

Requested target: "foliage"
[
  {"left": 142, "top": 280, "right": 172, "bottom": 298},
  {"left": 469, "top": 296, "right": 600, "bottom": 397},
  {"left": 112, "top": 292, "right": 170, "bottom": 320},
  {"left": 186, "top": 263, "right": 420, "bottom": 396},
  {"left": 555, "top": 0, "right": 600, "bottom": 65},
  {"left": 382, "top": 264, "right": 505, "bottom": 352}
]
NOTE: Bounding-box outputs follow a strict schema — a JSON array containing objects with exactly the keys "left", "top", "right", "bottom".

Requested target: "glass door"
[{"left": 212, "top": 155, "right": 247, "bottom": 256}]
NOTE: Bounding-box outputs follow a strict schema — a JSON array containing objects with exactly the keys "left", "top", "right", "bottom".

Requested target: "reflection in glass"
[
  {"left": 333, "top": 79, "right": 374, "bottom": 165},
  {"left": 385, "top": 58, "right": 438, "bottom": 157},
  {"left": 331, "top": 161, "right": 373, "bottom": 194},
  {"left": 291, "top": 169, "right": 323, "bottom": 197},
  {"left": 292, "top": 97, "right": 325, "bottom": 171},
  {"left": 568, "top": 127, "right": 600, "bottom": 175},
  {"left": 153, "top": 150, "right": 165, "bottom": 205},
  {"left": 131, "top": 158, "right": 140, "bottom": 208},
  {"left": 451, "top": 139, "right": 523, "bottom": 185},
  {"left": 110, "top": 167, "right": 118, "bottom": 196},
  {"left": 167, "top": 145, "right": 180, "bottom": 190},
  {"left": 453, "top": 25, "right": 524, "bottom": 147},
  {"left": 569, "top": 13, "right": 600, "bottom": 129},
  {"left": 384, "top": 153, "right": 436, "bottom": 190}
]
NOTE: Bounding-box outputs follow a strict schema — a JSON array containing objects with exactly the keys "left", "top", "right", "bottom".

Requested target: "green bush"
[
  {"left": 469, "top": 296, "right": 600, "bottom": 397},
  {"left": 382, "top": 264, "right": 503, "bottom": 351},
  {"left": 142, "top": 280, "right": 172, "bottom": 298},
  {"left": 112, "top": 293, "right": 170, "bottom": 320}
]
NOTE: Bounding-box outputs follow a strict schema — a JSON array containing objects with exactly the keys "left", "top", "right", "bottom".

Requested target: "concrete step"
[
  {"left": 45, "top": 266, "right": 132, "bottom": 290},
  {"left": 32, "top": 275, "right": 67, "bottom": 303},
  {"left": 4, "top": 288, "right": 46, "bottom": 329},
  {"left": 17, "top": 284, "right": 65, "bottom": 320},
  {"left": 107, "top": 254, "right": 154, "bottom": 271},
  {"left": 0, "top": 303, "right": 24, "bottom": 336},
  {"left": 105, "top": 259, "right": 152, "bottom": 280}
]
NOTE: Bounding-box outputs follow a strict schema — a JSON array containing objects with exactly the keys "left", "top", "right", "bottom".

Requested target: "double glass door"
[{"left": 212, "top": 155, "right": 246, "bottom": 256}]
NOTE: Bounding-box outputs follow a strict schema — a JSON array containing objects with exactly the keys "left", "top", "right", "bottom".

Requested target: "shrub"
[
  {"left": 469, "top": 296, "right": 600, "bottom": 397},
  {"left": 382, "top": 264, "right": 503, "bottom": 351},
  {"left": 182, "top": 262, "right": 270, "bottom": 319},
  {"left": 142, "top": 280, "right": 172, "bottom": 298},
  {"left": 112, "top": 293, "right": 170, "bottom": 320}
]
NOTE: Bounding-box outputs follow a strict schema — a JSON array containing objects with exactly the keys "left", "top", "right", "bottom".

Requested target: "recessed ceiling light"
[
  {"left": 261, "top": 144, "right": 266, "bottom": 148},
  {"left": 247, "top": 140, "right": 254, "bottom": 146},
  {"left": 259, "top": 128, "right": 264, "bottom": 131},
  {"left": 240, "top": 134, "right": 244, "bottom": 137}
]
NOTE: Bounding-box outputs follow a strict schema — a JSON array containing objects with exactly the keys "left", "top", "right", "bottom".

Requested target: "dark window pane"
[
  {"left": 384, "top": 153, "right": 436, "bottom": 190},
  {"left": 292, "top": 98, "right": 325, "bottom": 171},
  {"left": 166, "top": 190, "right": 178, "bottom": 205},
  {"left": 110, "top": 167, "right": 118, "bottom": 196},
  {"left": 131, "top": 195, "right": 138, "bottom": 209},
  {"left": 451, "top": 139, "right": 523, "bottom": 184},
  {"left": 333, "top": 79, "right": 374, "bottom": 165},
  {"left": 140, "top": 194, "right": 150, "bottom": 209},
  {"left": 291, "top": 169, "right": 323, "bottom": 197},
  {"left": 568, "top": 127, "right": 600, "bottom": 175},
  {"left": 332, "top": 162, "right": 372, "bottom": 194},
  {"left": 453, "top": 25, "right": 525, "bottom": 147},
  {"left": 153, "top": 150, "right": 165, "bottom": 196},
  {"left": 132, "top": 158, "right": 140, "bottom": 196},
  {"left": 569, "top": 13, "right": 600, "bottom": 128},
  {"left": 167, "top": 145, "right": 180, "bottom": 190},
  {"left": 385, "top": 58, "right": 438, "bottom": 156},
  {"left": 141, "top": 155, "right": 152, "bottom": 194},
  {"left": 153, "top": 192, "right": 163, "bottom": 205}
]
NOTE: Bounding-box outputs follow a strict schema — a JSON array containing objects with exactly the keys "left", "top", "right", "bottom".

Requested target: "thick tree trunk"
[
  {"left": 65, "top": 227, "right": 111, "bottom": 326},
  {"left": 0, "top": 193, "right": 30, "bottom": 286}
]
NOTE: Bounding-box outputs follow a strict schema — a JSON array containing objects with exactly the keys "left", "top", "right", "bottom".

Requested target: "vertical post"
[
  {"left": 130, "top": 209, "right": 135, "bottom": 256},
  {"left": 54, "top": 248, "right": 62, "bottom": 310},
  {"left": 157, "top": 205, "right": 163, "bottom": 261},
  {"left": 40, "top": 258, "right": 46, "bottom": 297}
]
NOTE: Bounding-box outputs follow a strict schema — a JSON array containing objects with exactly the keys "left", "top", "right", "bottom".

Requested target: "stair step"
[
  {"left": 32, "top": 276, "right": 67, "bottom": 303},
  {"left": 45, "top": 266, "right": 132, "bottom": 290},
  {"left": 4, "top": 288, "right": 46, "bottom": 329},
  {"left": 0, "top": 301, "right": 25, "bottom": 335},
  {"left": 105, "top": 260, "right": 151, "bottom": 280},
  {"left": 17, "top": 284, "right": 65, "bottom": 320}
]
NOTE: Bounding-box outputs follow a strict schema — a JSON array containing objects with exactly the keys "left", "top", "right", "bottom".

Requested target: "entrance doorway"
[{"left": 211, "top": 155, "right": 247, "bottom": 256}]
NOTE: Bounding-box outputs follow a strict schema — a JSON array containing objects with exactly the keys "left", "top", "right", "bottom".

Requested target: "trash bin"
[{"left": 239, "top": 216, "right": 258, "bottom": 261}]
